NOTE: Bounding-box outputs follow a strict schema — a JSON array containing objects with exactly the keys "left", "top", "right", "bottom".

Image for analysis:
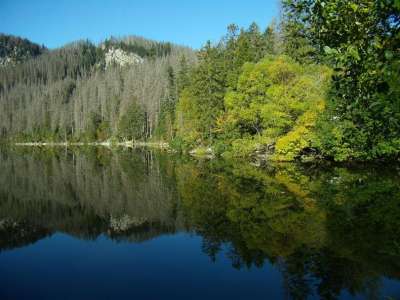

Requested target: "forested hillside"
[
  {"left": 0, "top": 33, "right": 46, "bottom": 66},
  {"left": 0, "top": 0, "right": 399, "bottom": 162},
  {"left": 0, "top": 36, "right": 196, "bottom": 141}
]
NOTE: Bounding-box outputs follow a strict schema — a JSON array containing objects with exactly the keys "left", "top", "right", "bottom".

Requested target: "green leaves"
[
  {"left": 176, "top": 0, "right": 399, "bottom": 161},
  {"left": 284, "top": 0, "right": 400, "bottom": 161},
  {"left": 347, "top": 46, "right": 360, "bottom": 61},
  {"left": 385, "top": 50, "right": 394, "bottom": 60},
  {"left": 118, "top": 102, "right": 145, "bottom": 140},
  {"left": 350, "top": 3, "right": 358, "bottom": 12},
  {"left": 175, "top": 22, "right": 280, "bottom": 147},
  {"left": 323, "top": 46, "right": 338, "bottom": 55},
  {"left": 218, "top": 55, "right": 331, "bottom": 160}
]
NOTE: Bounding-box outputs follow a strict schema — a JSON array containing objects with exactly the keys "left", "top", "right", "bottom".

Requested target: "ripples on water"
[{"left": 0, "top": 147, "right": 399, "bottom": 299}]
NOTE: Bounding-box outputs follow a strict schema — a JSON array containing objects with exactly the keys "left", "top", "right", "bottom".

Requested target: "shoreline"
[
  {"left": 11, "top": 142, "right": 400, "bottom": 165},
  {"left": 14, "top": 141, "right": 170, "bottom": 148}
]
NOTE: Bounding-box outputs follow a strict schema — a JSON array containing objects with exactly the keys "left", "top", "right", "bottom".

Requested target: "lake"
[{"left": 0, "top": 147, "right": 399, "bottom": 300}]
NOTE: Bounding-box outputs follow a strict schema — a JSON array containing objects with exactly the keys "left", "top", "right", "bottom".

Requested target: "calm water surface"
[{"left": 0, "top": 147, "right": 399, "bottom": 299}]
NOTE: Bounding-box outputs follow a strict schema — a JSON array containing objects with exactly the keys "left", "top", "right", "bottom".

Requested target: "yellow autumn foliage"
[{"left": 219, "top": 55, "right": 332, "bottom": 160}]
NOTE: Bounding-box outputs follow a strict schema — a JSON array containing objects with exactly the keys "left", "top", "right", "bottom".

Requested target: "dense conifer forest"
[
  {"left": 0, "top": 33, "right": 46, "bottom": 66},
  {"left": 0, "top": 0, "right": 399, "bottom": 162}
]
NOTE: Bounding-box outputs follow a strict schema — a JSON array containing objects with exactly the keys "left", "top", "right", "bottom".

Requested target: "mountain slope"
[
  {"left": 0, "top": 35, "right": 196, "bottom": 141},
  {"left": 0, "top": 33, "right": 46, "bottom": 66}
]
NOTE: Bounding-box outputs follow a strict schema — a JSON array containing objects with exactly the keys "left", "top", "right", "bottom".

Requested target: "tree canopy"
[{"left": 1, "top": 1, "right": 399, "bottom": 162}]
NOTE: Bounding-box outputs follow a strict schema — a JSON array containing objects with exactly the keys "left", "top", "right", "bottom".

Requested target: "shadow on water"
[{"left": 0, "top": 147, "right": 399, "bottom": 299}]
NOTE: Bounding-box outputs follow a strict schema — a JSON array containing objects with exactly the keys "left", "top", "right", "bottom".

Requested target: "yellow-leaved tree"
[{"left": 218, "top": 55, "right": 331, "bottom": 160}]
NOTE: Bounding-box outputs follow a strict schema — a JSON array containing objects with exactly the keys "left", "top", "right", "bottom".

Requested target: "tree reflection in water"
[{"left": 0, "top": 147, "right": 399, "bottom": 299}]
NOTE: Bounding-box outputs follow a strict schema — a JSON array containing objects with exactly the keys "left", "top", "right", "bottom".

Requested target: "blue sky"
[{"left": 0, "top": 0, "right": 280, "bottom": 49}]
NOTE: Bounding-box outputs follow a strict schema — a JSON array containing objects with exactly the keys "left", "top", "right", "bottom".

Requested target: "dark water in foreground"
[{"left": 0, "top": 148, "right": 399, "bottom": 300}]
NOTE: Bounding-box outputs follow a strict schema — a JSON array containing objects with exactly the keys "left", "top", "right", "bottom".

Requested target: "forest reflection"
[{"left": 0, "top": 147, "right": 399, "bottom": 299}]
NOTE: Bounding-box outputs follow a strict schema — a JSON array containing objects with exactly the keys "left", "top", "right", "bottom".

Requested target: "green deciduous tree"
[
  {"left": 217, "top": 55, "right": 331, "bottom": 159},
  {"left": 282, "top": 0, "right": 400, "bottom": 160}
]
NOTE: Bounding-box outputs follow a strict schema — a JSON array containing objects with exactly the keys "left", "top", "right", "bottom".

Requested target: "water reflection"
[
  {"left": 177, "top": 159, "right": 400, "bottom": 299},
  {"left": 0, "top": 147, "right": 399, "bottom": 299}
]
